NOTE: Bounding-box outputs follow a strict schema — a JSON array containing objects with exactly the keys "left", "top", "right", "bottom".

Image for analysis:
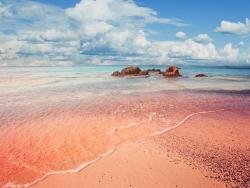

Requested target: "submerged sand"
[
  {"left": 31, "top": 109, "right": 250, "bottom": 188},
  {"left": 0, "top": 90, "right": 250, "bottom": 188}
]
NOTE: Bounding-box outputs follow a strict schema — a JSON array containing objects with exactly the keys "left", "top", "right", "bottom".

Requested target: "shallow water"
[
  {"left": 0, "top": 65, "right": 250, "bottom": 107},
  {"left": 0, "top": 66, "right": 250, "bottom": 187}
]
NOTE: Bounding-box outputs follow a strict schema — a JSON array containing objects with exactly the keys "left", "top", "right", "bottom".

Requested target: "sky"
[{"left": 0, "top": 0, "right": 250, "bottom": 66}]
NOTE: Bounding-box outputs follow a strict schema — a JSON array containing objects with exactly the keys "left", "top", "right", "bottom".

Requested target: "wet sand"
[
  {"left": 30, "top": 108, "right": 250, "bottom": 188},
  {"left": 154, "top": 109, "right": 250, "bottom": 188},
  {"left": 31, "top": 140, "right": 224, "bottom": 188},
  {"left": 1, "top": 91, "right": 250, "bottom": 188}
]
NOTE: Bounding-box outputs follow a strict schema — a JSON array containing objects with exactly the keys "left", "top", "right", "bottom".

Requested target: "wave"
[
  {"left": 3, "top": 148, "right": 116, "bottom": 188},
  {"left": 150, "top": 109, "right": 226, "bottom": 136},
  {"left": 3, "top": 108, "right": 227, "bottom": 188}
]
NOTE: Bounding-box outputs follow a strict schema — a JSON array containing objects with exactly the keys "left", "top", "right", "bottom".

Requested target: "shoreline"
[
  {"left": 1, "top": 90, "right": 249, "bottom": 188},
  {"left": 5, "top": 109, "right": 226, "bottom": 188},
  {"left": 30, "top": 108, "right": 250, "bottom": 188}
]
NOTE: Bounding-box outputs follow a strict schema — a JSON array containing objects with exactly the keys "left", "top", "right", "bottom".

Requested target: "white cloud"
[
  {"left": 42, "top": 29, "right": 78, "bottom": 42},
  {"left": 154, "top": 39, "right": 218, "bottom": 61},
  {"left": 220, "top": 43, "right": 239, "bottom": 62},
  {"left": 0, "top": 0, "right": 248, "bottom": 66},
  {"left": 149, "top": 39, "right": 242, "bottom": 64},
  {"left": 0, "top": 0, "right": 190, "bottom": 66},
  {"left": 0, "top": 2, "right": 12, "bottom": 17},
  {"left": 215, "top": 18, "right": 250, "bottom": 35},
  {"left": 194, "top": 34, "right": 213, "bottom": 43},
  {"left": 64, "top": 0, "right": 187, "bottom": 63},
  {"left": 81, "top": 21, "right": 114, "bottom": 37},
  {"left": 246, "top": 54, "right": 250, "bottom": 64},
  {"left": 0, "top": 0, "right": 72, "bottom": 32},
  {"left": 66, "top": 0, "right": 186, "bottom": 26},
  {"left": 17, "top": 29, "right": 79, "bottom": 43},
  {"left": 175, "top": 31, "right": 186, "bottom": 39}
]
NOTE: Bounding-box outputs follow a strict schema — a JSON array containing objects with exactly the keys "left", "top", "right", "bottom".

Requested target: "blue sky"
[
  {"left": 0, "top": 0, "right": 250, "bottom": 66},
  {"left": 140, "top": 0, "right": 250, "bottom": 43},
  {"left": 35, "top": 0, "right": 80, "bottom": 8},
  {"left": 35, "top": 0, "right": 250, "bottom": 40}
]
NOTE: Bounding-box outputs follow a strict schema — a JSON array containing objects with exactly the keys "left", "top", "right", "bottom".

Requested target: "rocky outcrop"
[
  {"left": 111, "top": 71, "right": 122, "bottom": 77},
  {"left": 195, "top": 74, "right": 208, "bottom": 77},
  {"left": 163, "top": 66, "right": 181, "bottom": 77},
  {"left": 111, "top": 66, "right": 144, "bottom": 77},
  {"left": 111, "top": 66, "right": 182, "bottom": 78},
  {"left": 147, "top": 69, "right": 162, "bottom": 73},
  {"left": 140, "top": 70, "right": 150, "bottom": 76},
  {"left": 121, "top": 66, "right": 141, "bottom": 75}
]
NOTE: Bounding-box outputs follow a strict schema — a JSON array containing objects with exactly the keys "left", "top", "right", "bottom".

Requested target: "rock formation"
[
  {"left": 111, "top": 66, "right": 181, "bottom": 78},
  {"left": 111, "top": 66, "right": 148, "bottom": 77},
  {"left": 163, "top": 66, "right": 181, "bottom": 77},
  {"left": 195, "top": 74, "right": 208, "bottom": 77},
  {"left": 120, "top": 66, "right": 142, "bottom": 75},
  {"left": 111, "top": 71, "right": 122, "bottom": 77}
]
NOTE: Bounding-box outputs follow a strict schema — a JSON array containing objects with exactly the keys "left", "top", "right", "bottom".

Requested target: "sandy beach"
[
  {"left": 1, "top": 90, "right": 249, "bottom": 188},
  {"left": 30, "top": 107, "right": 250, "bottom": 188}
]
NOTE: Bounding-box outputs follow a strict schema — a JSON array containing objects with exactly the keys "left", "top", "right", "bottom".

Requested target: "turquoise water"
[{"left": 0, "top": 65, "right": 250, "bottom": 108}]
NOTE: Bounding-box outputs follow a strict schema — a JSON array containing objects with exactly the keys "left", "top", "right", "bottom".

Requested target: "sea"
[{"left": 1, "top": 65, "right": 250, "bottom": 106}]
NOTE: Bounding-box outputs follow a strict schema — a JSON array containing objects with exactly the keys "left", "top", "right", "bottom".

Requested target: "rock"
[
  {"left": 111, "top": 66, "right": 162, "bottom": 77},
  {"left": 140, "top": 70, "right": 149, "bottom": 76},
  {"left": 121, "top": 66, "right": 141, "bottom": 75},
  {"left": 140, "top": 69, "right": 162, "bottom": 76},
  {"left": 147, "top": 68, "right": 161, "bottom": 73},
  {"left": 163, "top": 66, "right": 181, "bottom": 77},
  {"left": 195, "top": 74, "right": 208, "bottom": 77},
  {"left": 112, "top": 66, "right": 146, "bottom": 77},
  {"left": 111, "top": 71, "right": 122, "bottom": 77}
]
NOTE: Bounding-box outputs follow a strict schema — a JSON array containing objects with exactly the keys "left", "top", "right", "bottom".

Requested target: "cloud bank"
[
  {"left": 215, "top": 18, "right": 250, "bottom": 36},
  {"left": 0, "top": 0, "right": 248, "bottom": 66}
]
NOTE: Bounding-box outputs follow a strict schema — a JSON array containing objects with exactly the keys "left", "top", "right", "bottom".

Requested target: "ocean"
[{"left": 1, "top": 65, "right": 250, "bottom": 105}]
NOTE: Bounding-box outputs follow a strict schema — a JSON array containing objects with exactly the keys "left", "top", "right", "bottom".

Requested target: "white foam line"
[
  {"left": 4, "top": 108, "right": 227, "bottom": 188},
  {"left": 111, "top": 112, "right": 157, "bottom": 133},
  {"left": 151, "top": 109, "right": 226, "bottom": 137},
  {"left": 3, "top": 147, "right": 116, "bottom": 188},
  {"left": 115, "top": 122, "right": 137, "bottom": 131}
]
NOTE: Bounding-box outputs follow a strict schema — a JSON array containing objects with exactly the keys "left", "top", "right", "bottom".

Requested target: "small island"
[
  {"left": 112, "top": 66, "right": 209, "bottom": 78},
  {"left": 111, "top": 66, "right": 181, "bottom": 78}
]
